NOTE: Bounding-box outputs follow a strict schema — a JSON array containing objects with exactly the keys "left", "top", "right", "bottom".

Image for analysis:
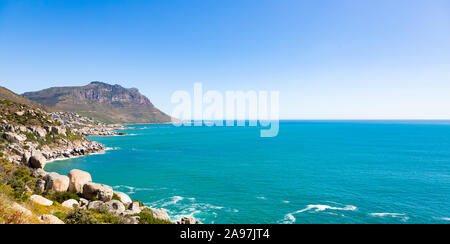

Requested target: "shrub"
[
  {"left": 64, "top": 208, "right": 100, "bottom": 224},
  {"left": 42, "top": 191, "right": 80, "bottom": 204},
  {"left": 53, "top": 211, "right": 68, "bottom": 220},
  {"left": 112, "top": 193, "right": 121, "bottom": 201},
  {"left": 93, "top": 212, "right": 127, "bottom": 224}
]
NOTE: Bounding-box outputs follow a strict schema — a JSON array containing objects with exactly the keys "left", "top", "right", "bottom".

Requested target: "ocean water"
[{"left": 44, "top": 121, "right": 450, "bottom": 224}]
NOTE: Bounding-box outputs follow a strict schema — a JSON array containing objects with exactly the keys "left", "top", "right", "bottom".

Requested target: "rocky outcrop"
[
  {"left": 126, "top": 216, "right": 140, "bottom": 224},
  {"left": 29, "top": 195, "right": 53, "bottom": 206},
  {"left": 38, "top": 214, "right": 64, "bottom": 224},
  {"left": 105, "top": 200, "right": 126, "bottom": 215},
  {"left": 83, "top": 182, "right": 113, "bottom": 202},
  {"left": 68, "top": 169, "right": 92, "bottom": 193},
  {"left": 2, "top": 132, "right": 26, "bottom": 143},
  {"left": 45, "top": 172, "right": 70, "bottom": 192},
  {"left": 151, "top": 208, "right": 171, "bottom": 222},
  {"left": 87, "top": 200, "right": 106, "bottom": 210},
  {"left": 178, "top": 217, "right": 201, "bottom": 224},
  {"left": 114, "top": 191, "right": 132, "bottom": 205},
  {"left": 29, "top": 152, "right": 47, "bottom": 169},
  {"left": 120, "top": 201, "right": 141, "bottom": 216},
  {"left": 62, "top": 199, "right": 79, "bottom": 209}
]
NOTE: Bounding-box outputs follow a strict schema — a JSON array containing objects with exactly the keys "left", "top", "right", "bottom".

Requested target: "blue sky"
[{"left": 1, "top": 0, "right": 449, "bottom": 119}]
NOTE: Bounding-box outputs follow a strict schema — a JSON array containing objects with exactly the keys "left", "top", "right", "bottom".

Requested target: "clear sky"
[{"left": 1, "top": 0, "right": 449, "bottom": 119}]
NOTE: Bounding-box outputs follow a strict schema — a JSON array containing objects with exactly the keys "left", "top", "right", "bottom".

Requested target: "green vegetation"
[
  {"left": 0, "top": 157, "right": 36, "bottom": 202},
  {"left": 63, "top": 208, "right": 130, "bottom": 224},
  {"left": 0, "top": 99, "right": 58, "bottom": 127},
  {"left": 0, "top": 86, "right": 49, "bottom": 112},
  {"left": 41, "top": 191, "right": 80, "bottom": 204},
  {"left": 64, "top": 208, "right": 100, "bottom": 224},
  {"left": 112, "top": 193, "right": 121, "bottom": 201}
]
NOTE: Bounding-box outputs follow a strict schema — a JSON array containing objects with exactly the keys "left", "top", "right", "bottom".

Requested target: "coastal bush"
[
  {"left": 0, "top": 162, "right": 36, "bottom": 202},
  {"left": 64, "top": 208, "right": 100, "bottom": 224},
  {"left": 53, "top": 211, "right": 68, "bottom": 220},
  {"left": 91, "top": 211, "right": 127, "bottom": 224},
  {"left": 65, "top": 129, "right": 83, "bottom": 141},
  {"left": 42, "top": 191, "right": 80, "bottom": 204},
  {"left": 112, "top": 193, "right": 121, "bottom": 201},
  {"left": 133, "top": 209, "right": 173, "bottom": 224}
]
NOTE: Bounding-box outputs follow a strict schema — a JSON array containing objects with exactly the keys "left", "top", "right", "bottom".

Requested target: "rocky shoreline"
[
  {"left": 0, "top": 101, "right": 201, "bottom": 224},
  {"left": 20, "top": 146, "right": 201, "bottom": 224}
]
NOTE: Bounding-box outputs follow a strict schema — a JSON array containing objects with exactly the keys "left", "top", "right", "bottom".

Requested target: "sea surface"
[{"left": 45, "top": 121, "right": 450, "bottom": 224}]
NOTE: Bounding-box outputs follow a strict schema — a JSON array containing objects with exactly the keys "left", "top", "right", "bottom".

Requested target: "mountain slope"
[
  {"left": 22, "top": 82, "right": 171, "bottom": 124},
  {"left": 0, "top": 86, "right": 50, "bottom": 112}
]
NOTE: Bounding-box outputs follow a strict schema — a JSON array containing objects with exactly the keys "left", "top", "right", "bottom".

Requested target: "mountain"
[
  {"left": 0, "top": 86, "right": 50, "bottom": 112},
  {"left": 22, "top": 82, "right": 172, "bottom": 124}
]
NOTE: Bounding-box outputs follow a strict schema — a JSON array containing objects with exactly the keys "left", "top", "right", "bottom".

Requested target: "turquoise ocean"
[{"left": 45, "top": 121, "right": 450, "bottom": 224}]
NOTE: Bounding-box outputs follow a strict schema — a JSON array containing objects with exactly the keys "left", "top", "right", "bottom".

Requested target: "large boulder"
[
  {"left": 45, "top": 172, "right": 70, "bottom": 192},
  {"left": 21, "top": 152, "right": 31, "bottom": 165},
  {"left": 29, "top": 195, "right": 53, "bottom": 206},
  {"left": 126, "top": 216, "right": 140, "bottom": 224},
  {"left": 32, "top": 168, "right": 48, "bottom": 178},
  {"left": 62, "top": 199, "right": 79, "bottom": 209},
  {"left": 35, "top": 128, "right": 47, "bottom": 138},
  {"left": 114, "top": 191, "right": 132, "bottom": 205},
  {"left": 68, "top": 169, "right": 92, "bottom": 194},
  {"left": 87, "top": 200, "right": 106, "bottom": 210},
  {"left": 29, "top": 153, "right": 47, "bottom": 169},
  {"left": 151, "top": 208, "right": 171, "bottom": 222},
  {"left": 105, "top": 200, "right": 125, "bottom": 215},
  {"left": 51, "top": 126, "right": 66, "bottom": 136},
  {"left": 2, "top": 132, "right": 26, "bottom": 143},
  {"left": 120, "top": 202, "right": 141, "bottom": 216},
  {"left": 38, "top": 214, "right": 64, "bottom": 224},
  {"left": 83, "top": 182, "right": 113, "bottom": 202},
  {"left": 179, "top": 217, "right": 197, "bottom": 224}
]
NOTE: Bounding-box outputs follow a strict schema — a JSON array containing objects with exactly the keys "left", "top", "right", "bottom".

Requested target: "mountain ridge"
[
  {"left": 22, "top": 82, "right": 171, "bottom": 124},
  {"left": 0, "top": 86, "right": 51, "bottom": 112}
]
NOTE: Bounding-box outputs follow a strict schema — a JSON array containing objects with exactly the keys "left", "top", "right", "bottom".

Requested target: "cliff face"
[{"left": 23, "top": 82, "right": 171, "bottom": 124}]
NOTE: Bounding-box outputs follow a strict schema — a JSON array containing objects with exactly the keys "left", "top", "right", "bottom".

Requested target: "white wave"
[
  {"left": 280, "top": 214, "right": 296, "bottom": 224},
  {"left": 282, "top": 201, "right": 290, "bottom": 204},
  {"left": 147, "top": 196, "right": 229, "bottom": 223},
  {"left": 296, "top": 204, "right": 357, "bottom": 213},
  {"left": 279, "top": 203, "right": 357, "bottom": 224},
  {"left": 112, "top": 185, "right": 155, "bottom": 195},
  {"left": 433, "top": 217, "right": 450, "bottom": 221},
  {"left": 161, "top": 196, "right": 184, "bottom": 206},
  {"left": 369, "top": 213, "right": 409, "bottom": 222},
  {"left": 257, "top": 196, "right": 266, "bottom": 200}
]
